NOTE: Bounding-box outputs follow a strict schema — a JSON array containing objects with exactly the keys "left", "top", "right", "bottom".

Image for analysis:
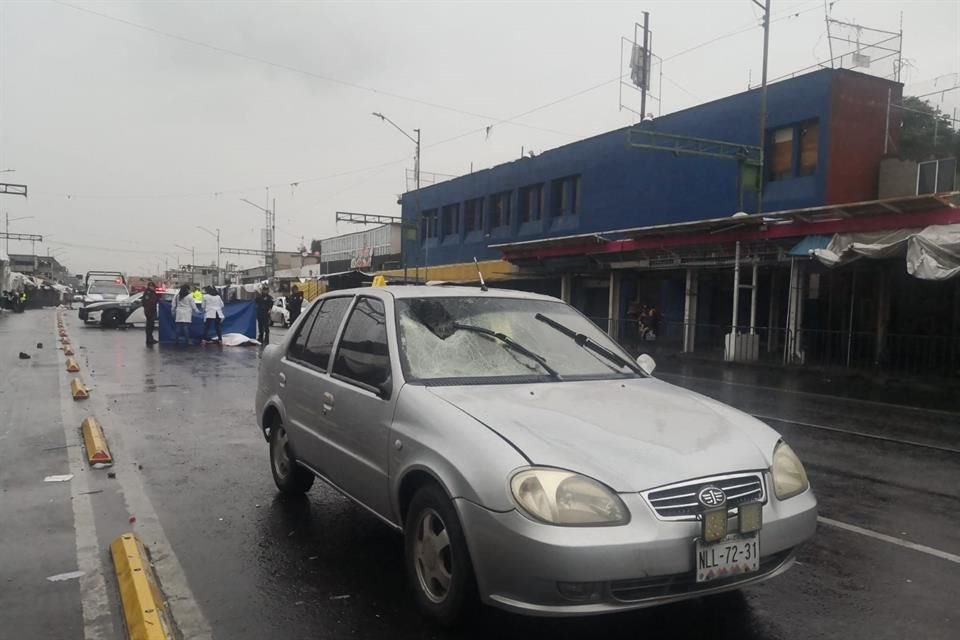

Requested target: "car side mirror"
[
  {"left": 378, "top": 375, "right": 393, "bottom": 400},
  {"left": 636, "top": 353, "right": 656, "bottom": 375}
]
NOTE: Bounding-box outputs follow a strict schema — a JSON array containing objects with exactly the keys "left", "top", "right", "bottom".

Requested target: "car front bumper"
[{"left": 456, "top": 482, "right": 817, "bottom": 616}]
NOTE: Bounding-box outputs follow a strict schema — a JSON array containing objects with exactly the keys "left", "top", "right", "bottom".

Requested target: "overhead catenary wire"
[{"left": 51, "top": 0, "right": 571, "bottom": 139}]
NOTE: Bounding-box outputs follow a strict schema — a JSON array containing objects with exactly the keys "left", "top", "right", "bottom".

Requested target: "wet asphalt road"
[{"left": 2, "top": 308, "right": 958, "bottom": 640}]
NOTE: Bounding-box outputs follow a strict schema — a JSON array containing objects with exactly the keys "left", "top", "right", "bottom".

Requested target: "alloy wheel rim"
[{"left": 413, "top": 508, "right": 453, "bottom": 604}]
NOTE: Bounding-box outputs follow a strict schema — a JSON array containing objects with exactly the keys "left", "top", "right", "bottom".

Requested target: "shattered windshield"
[{"left": 396, "top": 296, "right": 642, "bottom": 382}]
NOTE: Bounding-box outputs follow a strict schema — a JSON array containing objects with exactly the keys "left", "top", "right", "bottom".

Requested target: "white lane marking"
[
  {"left": 78, "top": 332, "right": 214, "bottom": 639},
  {"left": 57, "top": 319, "right": 116, "bottom": 640},
  {"left": 818, "top": 516, "right": 960, "bottom": 564},
  {"left": 754, "top": 413, "right": 960, "bottom": 455},
  {"left": 657, "top": 371, "right": 960, "bottom": 418}
]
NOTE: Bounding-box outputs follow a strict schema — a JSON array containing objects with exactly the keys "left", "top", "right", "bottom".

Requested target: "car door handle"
[
  {"left": 322, "top": 392, "right": 335, "bottom": 414},
  {"left": 278, "top": 372, "right": 286, "bottom": 387}
]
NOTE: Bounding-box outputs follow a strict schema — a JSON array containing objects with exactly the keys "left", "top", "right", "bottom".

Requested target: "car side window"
[
  {"left": 299, "top": 297, "right": 351, "bottom": 371},
  {"left": 331, "top": 297, "right": 391, "bottom": 394},
  {"left": 287, "top": 301, "right": 322, "bottom": 361}
]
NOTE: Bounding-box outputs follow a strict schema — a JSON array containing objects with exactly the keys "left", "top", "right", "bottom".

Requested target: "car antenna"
[{"left": 474, "top": 257, "right": 488, "bottom": 292}]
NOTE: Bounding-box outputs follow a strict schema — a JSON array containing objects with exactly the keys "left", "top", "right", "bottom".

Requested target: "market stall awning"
[
  {"left": 788, "top": 235, "right": 833, "bottom": 256},
  {"left": 811, "top": 224, "right": 960, "bottom": 280}
]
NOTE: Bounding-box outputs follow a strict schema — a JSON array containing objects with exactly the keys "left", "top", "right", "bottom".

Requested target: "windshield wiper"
[
  {"left": 534, "top": 313, "right": 644, "bottom": 375},
  {"left": 451, "top": 323, "right": 562, "bottom": 380}
]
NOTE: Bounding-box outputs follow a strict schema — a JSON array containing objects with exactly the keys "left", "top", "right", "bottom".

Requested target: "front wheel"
[
  {"left": 404, "top": 484, "right": 476, "bottom": 626},
  {"left": 269, "top": 423, "right": 314, "bottom": 494}
]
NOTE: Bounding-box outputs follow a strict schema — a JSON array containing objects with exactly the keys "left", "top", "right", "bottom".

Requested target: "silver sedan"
[{"left": 254, "top": 286, "right": 817, "bottom": 624}]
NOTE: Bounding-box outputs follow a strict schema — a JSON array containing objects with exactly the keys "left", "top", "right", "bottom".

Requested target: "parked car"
[{"left": 254, "top": 286, "right": 817, "bottom": 624}]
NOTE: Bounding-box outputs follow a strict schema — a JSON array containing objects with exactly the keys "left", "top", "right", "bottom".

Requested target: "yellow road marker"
[
  {"left": 66, "top": 357, "right": 80, "bottom": 372},
  {"left": 81, "top": 417, "right": 112, "bottom": 465},
  {"left": 110, "top": 533, "right": 173, "bottom": 640},
  {"left": 70, "top": 378, "right": 89, "bottom": 401}
]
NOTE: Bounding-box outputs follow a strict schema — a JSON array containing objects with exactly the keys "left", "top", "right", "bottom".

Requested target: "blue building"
[{"left": 399, "top": 68, "right": 897, "bottom": 269}]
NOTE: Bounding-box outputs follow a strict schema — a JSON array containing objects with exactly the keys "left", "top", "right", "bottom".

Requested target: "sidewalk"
[{"left": 651, "top": 352, "right": 960, "bottom": 414}]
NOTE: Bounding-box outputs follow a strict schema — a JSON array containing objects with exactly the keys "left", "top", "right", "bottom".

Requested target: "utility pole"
[
  {"left": 241, "top": 197, "right": 276, "bottom": 281},
  {"left": 640, "top": 11, "right": 650, "bottom": 120},
  {"left": 373, "top": 112, "right": 420, "bottom": 282},
  {"left": 197, "top": 226, "right": 221, "bottom": 284},
  {"left": 755, "top": 0, "right": 772, "bottom": 213}
]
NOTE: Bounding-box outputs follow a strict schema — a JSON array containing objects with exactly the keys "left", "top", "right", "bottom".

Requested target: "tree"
[
  {"left": 896, "top": 96, "right": 960, "bottom": 162},
  {"left": 309, "top": 239, "right": 322, "bottom": 255}
]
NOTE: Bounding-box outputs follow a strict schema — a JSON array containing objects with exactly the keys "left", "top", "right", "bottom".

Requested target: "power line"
[
  {"left": 662, "top": 0, "right": 824, "bottom": 62},
  {"left": 52, "top": 0, "right": 571, "bottom": 139}
]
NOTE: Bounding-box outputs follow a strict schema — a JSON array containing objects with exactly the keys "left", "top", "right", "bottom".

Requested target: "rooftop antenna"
[{"left": 473, "top": 257, "right": 488, "bottom": 292}]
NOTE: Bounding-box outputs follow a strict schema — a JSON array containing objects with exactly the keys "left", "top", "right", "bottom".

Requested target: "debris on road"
[
  {"left": 46, "top": 571, "right": 84, "bottom": 582},
  {"left": 43, "top": 474, "right": 74, "bottom": 483},
  {"left": 18, "top": 352, "right": 30, "bottom": 359},
  {"left": 330, "top": 594, "right": 351, "bottom": 601},
  {"left": 36, "top": 342, "right": 43, "bottom": 348},
  {"left": 107, "top": 471, "right": 116, "bottom": 479}
]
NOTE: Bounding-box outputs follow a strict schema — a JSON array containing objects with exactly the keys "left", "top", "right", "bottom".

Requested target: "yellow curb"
[
  {"left": 110, "top": 533, "right": 173, "bottom": 640},
  {"left": 81, "top": 416, "right": 112, "bottom": 465},
  {"left": 70, "top": 378, "right": 89, "bottom": 401},
  {"left": 66, "top": 357, "right": 80, "bottom": 372}
]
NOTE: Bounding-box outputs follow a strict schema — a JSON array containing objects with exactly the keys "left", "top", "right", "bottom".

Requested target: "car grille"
[
  {"left": 643, "top": 472, "right": 766, "bottom": 521},
  {"left": 608, "top": 548, "right": 794, "bottom": 602}
]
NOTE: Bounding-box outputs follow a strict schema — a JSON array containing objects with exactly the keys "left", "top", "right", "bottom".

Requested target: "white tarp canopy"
[{"left": 811, "top": 224, "right": 960, "bottom": 281}]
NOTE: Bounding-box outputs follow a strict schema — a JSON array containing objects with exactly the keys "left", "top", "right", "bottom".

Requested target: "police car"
[{"left": 79, "top": 290, "right": 177, "bottom": 328}]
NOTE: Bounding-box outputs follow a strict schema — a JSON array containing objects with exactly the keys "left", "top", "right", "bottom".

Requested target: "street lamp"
[
  {"left": 372, "top": 112, "right": 420, "bottom": 282},
  {"left": 197, "top": 226, "right": 221, "bottom": 285}
]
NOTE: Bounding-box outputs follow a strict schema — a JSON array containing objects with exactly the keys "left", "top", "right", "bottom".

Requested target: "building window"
[
  {"left": 463, "top": 198, "right": 483, "bottom": 233},
  {"left": 489, "top": 191, "right": 511, "bottom": 228},
  {"left": 768, "top": 127, "right": 794, "bottom": 181},
  {"left": 518, "top": 184, "right": 544, "bottom": 224},
  {"left": 798, "top": 121, "right": 819, "bottom": 177},
  {"left": 550, "top": 175, "right": 581, "bottom": 217},
  {"left": 420, "top": 208, "right": 438, "bottom": 242},
  {"left": 441, "top": 203, "right": 460, "bottom": 238}
]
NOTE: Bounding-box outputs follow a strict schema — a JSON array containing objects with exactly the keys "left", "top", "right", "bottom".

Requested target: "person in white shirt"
[
  {"left": 172, "top": 284, "right": 198, "bottom": 345},
  {"left": 201, "top": 286, "right": 225, "bottom": 344}
]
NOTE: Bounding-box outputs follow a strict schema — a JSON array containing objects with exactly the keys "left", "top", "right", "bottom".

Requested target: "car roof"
[{"left": 323, "top": 285, "right": 560, "bottom": 303}]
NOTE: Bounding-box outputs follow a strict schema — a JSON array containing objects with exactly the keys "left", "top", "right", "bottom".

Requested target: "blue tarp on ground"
[{"left": 158, "top": 300, "right": 257, "bottom": 344}]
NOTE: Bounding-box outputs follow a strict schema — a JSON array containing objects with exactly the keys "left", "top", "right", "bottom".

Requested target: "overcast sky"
[{"left": 1, "top": 0, "right": 957, "bottom": 276}]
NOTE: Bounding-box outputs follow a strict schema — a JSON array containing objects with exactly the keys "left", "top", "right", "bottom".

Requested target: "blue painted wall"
[{"left": 402, "top": 69, "right": 838, "bottom": 267}]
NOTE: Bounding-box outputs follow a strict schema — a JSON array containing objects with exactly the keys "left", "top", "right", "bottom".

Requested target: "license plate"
[{"left": 695, "top": 534, "right": 760, "bottom": 583}]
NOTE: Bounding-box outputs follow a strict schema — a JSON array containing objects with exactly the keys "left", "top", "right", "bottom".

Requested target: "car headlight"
[
  {"left": 771, "top": 442, "right": 809, "bottom": 500},
  {"left": 510, "top": 468, "right": 629, "bottom": 526}
]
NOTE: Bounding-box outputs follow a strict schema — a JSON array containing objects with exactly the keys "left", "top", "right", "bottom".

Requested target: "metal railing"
[{"left": 592, "top": 315, "right": 960, "bottom": 377}]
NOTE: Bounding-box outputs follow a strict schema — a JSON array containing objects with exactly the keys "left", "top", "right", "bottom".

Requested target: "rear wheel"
[
  {"left": 404, "top": 484, "right": 476, "bottom": 626},
  {"left": 269, "top": 423, "right": 314, "bottom": 494}
]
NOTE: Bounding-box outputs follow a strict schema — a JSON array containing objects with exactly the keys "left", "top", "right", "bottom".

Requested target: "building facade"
[{"left": 399, "top": 68, "right": 900, "bottom": 270}]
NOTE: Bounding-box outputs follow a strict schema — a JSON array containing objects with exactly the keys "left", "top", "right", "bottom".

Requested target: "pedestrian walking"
[
  {"left": 202, "top": 285, "right": 225, "bottom": 344},
  {"left": 288, "top": 285, "right": 304, "bottom": 325},
  {"left": 255, "top": 283, "right": 274, "bottom": 344},
  {"left": 143, "top": 281, "right": 159, "bottom": 346},
  {"left": 172, "top": 284, "right": 197, "bottom": 345}
]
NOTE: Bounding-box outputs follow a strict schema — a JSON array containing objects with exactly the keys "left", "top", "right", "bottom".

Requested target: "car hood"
[{"left": 427, "top": 378, "right": 780, "bottom": 492}]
